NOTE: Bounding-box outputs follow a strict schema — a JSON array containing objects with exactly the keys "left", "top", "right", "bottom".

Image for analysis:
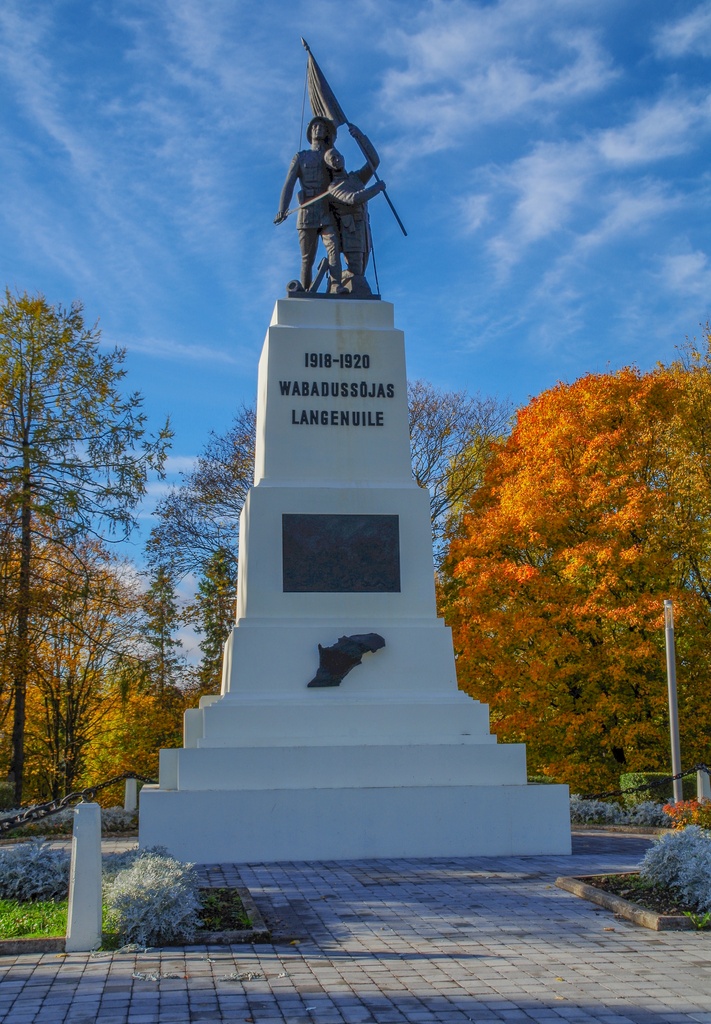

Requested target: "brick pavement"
[{"left": 1, "top": 832, "right": 710, "bottom": 1024}]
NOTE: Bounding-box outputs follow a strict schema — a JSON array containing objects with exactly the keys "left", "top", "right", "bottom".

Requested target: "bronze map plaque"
[{"left": 282, "top": 514, "right": 400, "bottom": 593}]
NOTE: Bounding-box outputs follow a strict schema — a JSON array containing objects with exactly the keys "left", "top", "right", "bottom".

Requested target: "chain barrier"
[
  {"left": 579, "top": 763, "right": 711, "bottom": 802},
  {"left": 0, "top": 772, "right": 157, "bottom": 834},
  {"left": 4, "top": 765, "right": 709, "bottom": 832}
]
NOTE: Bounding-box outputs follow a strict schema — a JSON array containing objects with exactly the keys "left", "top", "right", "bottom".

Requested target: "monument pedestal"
[{"left": 139, "top": 299, "right": 571, "bottom": 862}]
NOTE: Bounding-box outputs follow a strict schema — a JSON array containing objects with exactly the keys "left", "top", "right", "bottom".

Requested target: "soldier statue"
[
  {"left": 274, "top": 116, "right": 344, "bottom": 293},
  {"left": 324, "top": 125, "right": 386, "bottom": 296}
]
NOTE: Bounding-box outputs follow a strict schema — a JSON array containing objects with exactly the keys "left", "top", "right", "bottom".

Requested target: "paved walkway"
[{"left": 2, "top": 832, "right": 710, "bottom": 1024}]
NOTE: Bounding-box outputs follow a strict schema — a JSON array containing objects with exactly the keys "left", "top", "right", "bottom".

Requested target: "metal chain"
[
  {"left": 0, "top": 772, "right": 157, "bottom": 834},
  {"left": 579, "top": 763, "right": 710, "bottom": 801},
  {"left": 4, "top": 764, "right": 708, "bottom": 832}
]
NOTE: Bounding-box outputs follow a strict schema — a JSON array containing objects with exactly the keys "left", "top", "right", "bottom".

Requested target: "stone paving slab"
[{"left": 1, "top": 832, "right": 710, "bottom": 1024}]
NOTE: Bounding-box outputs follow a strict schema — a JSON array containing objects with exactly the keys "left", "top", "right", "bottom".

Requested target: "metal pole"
[{"left": 664, "top": 600, "right": 684, "bottom": 804}]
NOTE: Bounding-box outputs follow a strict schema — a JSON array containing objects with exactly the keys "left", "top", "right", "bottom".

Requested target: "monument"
[{"left": 138, "top": 43, "right": 571, "bottom": 862}]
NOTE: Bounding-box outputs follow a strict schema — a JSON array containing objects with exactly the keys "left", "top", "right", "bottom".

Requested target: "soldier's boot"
[{"left": 328, "top": 260, "right": 347, "bottom": 295}]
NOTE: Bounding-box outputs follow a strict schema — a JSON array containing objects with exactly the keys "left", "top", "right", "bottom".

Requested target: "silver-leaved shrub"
[
  {"left": 0, "top": 840, "right": 70, "bottom": 901},
  {"left": 640, "top": 825, "right": 711, "bottom": 912},
  {"left": 569, "top": 796, "right": 672, "bottom": 827},
  {"left": 102, "top": 845, "right": 168, "bottom": 882},
  {"left": 100, "top": 807, "right": 138, "bottom": 832},
  {"left": 569, "top": 797, "right": 625, "bottom": 824},
  {"left": 625, "top": 801, "right": 671, "bottom": 827},
  {"left": 103, "top": 850, "right": 202, "bottom": 945}
]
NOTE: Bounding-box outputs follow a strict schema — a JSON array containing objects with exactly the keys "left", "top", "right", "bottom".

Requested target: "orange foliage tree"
[
  {"left": 441, "top": 351, "right": 711, "bottom": 794},
  {"left": 20, "top": 543, "right": 143, "bottom": 802},
  {"left": 5, "top": 537, "right": 189, "bottom": 804}
]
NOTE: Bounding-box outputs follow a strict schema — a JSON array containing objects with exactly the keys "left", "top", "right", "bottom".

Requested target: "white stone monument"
[{"left": 139, "top": 298, "right": 571, "bottom": 862}]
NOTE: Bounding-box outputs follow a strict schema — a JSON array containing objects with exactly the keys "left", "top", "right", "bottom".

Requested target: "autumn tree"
[
  {"left": 147, "top": 406, "right": 255, "bottom": 580},
  {"left": 0, "top": 481, "right": 19, "bottom": 745},
  {"left": 440, "top": 363, "right": 711, "bottom": 793},
  {"left": 23, "top": 543, "right": 142, "bottom": 801},
  {"left": 0, "top": 289, "right": 171, "bottom": 803},
  {"left": 80, "top": 686, "right": 187, "bottom": 790},
  {"left": 660, "top": 330, "right": 711, "bottom": 608},
  {"left": 408, "top": 380, "right": 511, "bottom": 562}
]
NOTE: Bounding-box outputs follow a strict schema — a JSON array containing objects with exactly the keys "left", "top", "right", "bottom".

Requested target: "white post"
[
  {"left": 124, "top": 777, "right": 138, "bottom": 813},
  {"left": 65, "top": 802, "right": 102, "bottom": 952},
  {"left": 664, "top": 600, "right": 684, "bottom": 805},
  {"left": 698, "top": 768, "right": 711, "bottom": 803}
]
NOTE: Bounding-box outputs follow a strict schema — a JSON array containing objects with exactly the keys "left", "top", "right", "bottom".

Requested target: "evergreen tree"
[
  {"left": 188, "top": 547, "right": 237, "bottom": 695},
  {"left": 140, "top": 567, "right": 185, "bottom": 695}
]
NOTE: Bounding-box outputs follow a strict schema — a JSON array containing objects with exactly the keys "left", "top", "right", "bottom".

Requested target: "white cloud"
[
  {"left": 659, "top": 250, "right": 711, "bottom": 297},
  {"left": 598, "top": 94, "right": 711, "bottom": 166},
  {"left": 164, "top": 455, "right": 198, "bottom": 474},
  {"left": 655, "top": 2, "right": 711, "bottom": 59},
  {"left": 378, "top": 1, "right": 616, "bottom": 155},
  {"left": 575, "top": 182, "right": 681, "bottom": 252},
  {"left": 124, "top": 336, "right": 243, "bottom": 365},
  {"left": 0, "top": 5, "right": 100, "bottom": 177},
  {"left": 459, "top": 194, "right": 490, "bottom": 234},
  {"left": 486, "top": 141, "right": 592, "bottom": 271},
  {"left": 463, "top": 79, "right": 711, "bottom": 276}
]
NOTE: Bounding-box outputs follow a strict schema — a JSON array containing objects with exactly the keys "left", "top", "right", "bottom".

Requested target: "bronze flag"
[{"left": 302, "top": 40, "right": 348, "bottom": 127}]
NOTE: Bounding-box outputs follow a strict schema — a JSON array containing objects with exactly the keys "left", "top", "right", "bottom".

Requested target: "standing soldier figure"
[
  {"left": 324, "top": 125, "right": 385, "bottom": 296},
  {"left": 274, "top": 116, "right": 344, "bottom": 293}
]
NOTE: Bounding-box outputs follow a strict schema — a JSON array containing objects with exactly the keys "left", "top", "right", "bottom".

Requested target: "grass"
[
  {"left": 0, "top": 898, "right": 67, "bottom": 939},
  {"left": 0, "top": 889, "right": 251, "bottom": 943}
]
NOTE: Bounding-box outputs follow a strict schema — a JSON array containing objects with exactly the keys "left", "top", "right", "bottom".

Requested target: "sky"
[{"left": 1, "top": 0, "right": 711, "bottom": 565}]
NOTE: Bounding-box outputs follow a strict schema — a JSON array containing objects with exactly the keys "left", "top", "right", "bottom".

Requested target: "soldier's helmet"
[
  {"left": 306, "top": 116, "right": 337, "bottom": 147},
  {"left": 324, "top": 148, "right": 345, "bottom": 172}
]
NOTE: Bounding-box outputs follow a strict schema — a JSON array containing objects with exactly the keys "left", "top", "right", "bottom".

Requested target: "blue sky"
[{"left": 1, "top": 0, "right": 711, "bottom": 557}]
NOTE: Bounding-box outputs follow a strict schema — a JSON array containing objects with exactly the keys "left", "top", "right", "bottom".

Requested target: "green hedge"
[{"left": 619, "top": 771, "right": 696, "bottom": 805}]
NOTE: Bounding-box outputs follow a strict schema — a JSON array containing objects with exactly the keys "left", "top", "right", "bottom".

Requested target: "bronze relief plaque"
[{"left": 282, "top": 513, "right": 400, "bottom": 592}]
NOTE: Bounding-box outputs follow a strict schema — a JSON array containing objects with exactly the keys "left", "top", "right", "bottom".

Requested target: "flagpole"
[{"left": 301, "top": 39, "right": 407, "bottom": 237}]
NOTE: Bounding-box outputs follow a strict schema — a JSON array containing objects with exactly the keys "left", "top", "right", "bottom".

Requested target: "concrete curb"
[
  {"left": 0, "top": 936, "right": 66, "bottom": 956},
  {"left": 555, "top": 873, "right": 693, "bottom": 931}
]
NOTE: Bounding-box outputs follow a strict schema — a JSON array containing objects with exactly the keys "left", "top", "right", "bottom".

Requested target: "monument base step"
[
  {"left": 186, "top": 694, "right": 494, "bottom": 748},
  {"left": 139, "top": 782, "right": 571, "bottom": 862},
  {"left": 158, "top": 740, "right": 527, "bottom": 791}
]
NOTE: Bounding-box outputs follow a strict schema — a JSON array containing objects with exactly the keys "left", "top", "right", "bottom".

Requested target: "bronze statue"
[
  {"left": 274, "top": 116, "right": 345, "bottom": 293},
  {"left": 325, "top": 126, "right": 386, "bottom": 296},
  {"left": 275, "top": 40, "right": 406, "bottom": 297}
]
